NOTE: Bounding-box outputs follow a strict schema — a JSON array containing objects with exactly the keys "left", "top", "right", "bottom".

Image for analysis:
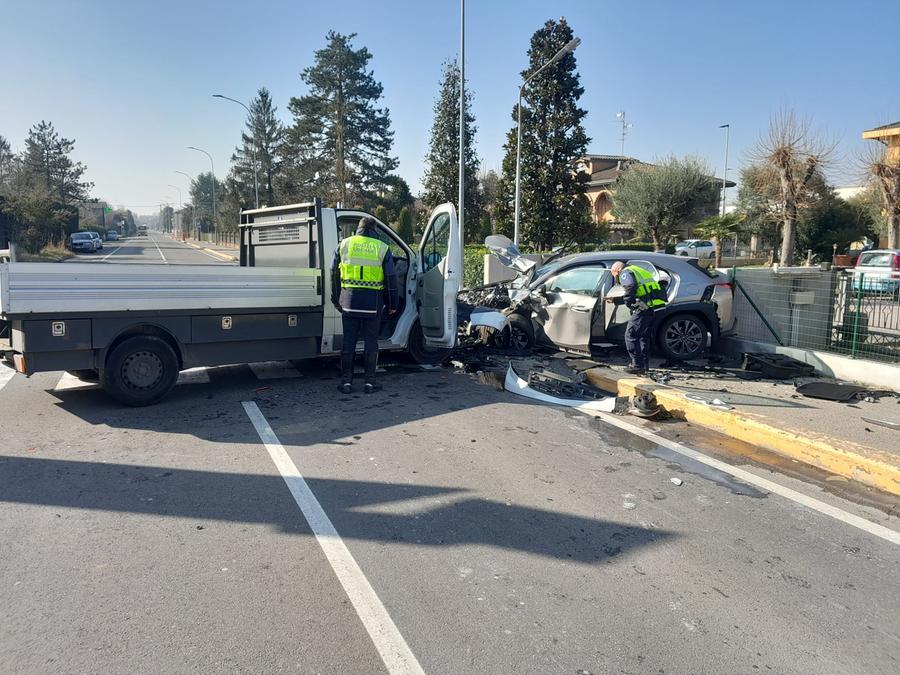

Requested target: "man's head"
[
  {"left": 357, "top": 216, "right": 376, "bottom": 234},
  {"left": 610, "top": 261, "right": 626, "bottom": 278}
]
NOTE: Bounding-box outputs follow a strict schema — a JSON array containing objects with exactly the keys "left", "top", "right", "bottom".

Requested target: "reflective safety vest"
[
  {"left": 624, "top": 265, "right": 667, "bottom": 309},
  {"left": 339, "top": 235, "right": 388, "bottom": 290}
]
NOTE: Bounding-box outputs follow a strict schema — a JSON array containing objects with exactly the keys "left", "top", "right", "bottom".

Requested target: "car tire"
[
  {"left": 505, "top": 312, "right": 535, "bottom": 351},
  {"left": 657, "top": 313, "right": 708, "bottom": 361},
  {"left": 101, "top": 336, "right": 179, "bottom": 406},
  {"left": 407, "top": 321, "right": 452, "bottom": 365}
]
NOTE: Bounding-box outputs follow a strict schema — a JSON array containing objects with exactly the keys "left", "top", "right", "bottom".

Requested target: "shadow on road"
[{"left": 0, "top": 455, "right": 673, "bottom": 563}]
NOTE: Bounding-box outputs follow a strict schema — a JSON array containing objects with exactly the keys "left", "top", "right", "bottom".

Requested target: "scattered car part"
[
  {"left": 743, "top": 353, "right": 816, "bottom": 379},
  {"left": 860, "top": 417, "right": 900, "bottom": 431},
  {"left": 629, "top": 392, "right": 662, "bottom": 418},
  {"left": 504, "top": 362, "right": 617, "bottom": 413},
  {"left": 527, "top": 367, "right": 610, "bottom": 401},
  {"left": 467, "top": 307, "right": 509, "bottom": 333},
  {"left": 684, "top": 392, "right": 734, "bottom": 410},
  {"left": 670, "top": 477, "right": 684, "bottom": 486},
  {"left": 795, "top": 381, "right": 870, "bottom": 402}
]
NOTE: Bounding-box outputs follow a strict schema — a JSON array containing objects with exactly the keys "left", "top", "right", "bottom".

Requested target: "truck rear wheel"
[{"left": 102, "top": 336, "right": 179, "bottom": 406}]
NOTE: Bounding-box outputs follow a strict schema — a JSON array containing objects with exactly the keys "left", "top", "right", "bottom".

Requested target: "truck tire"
[
  {"left": 407, "top": 321, "right": 452, "bottom": 365},
  {"left": 656, "top": 313, "right": 708, "bottom": 361},
  {"left": 102, "top": 336, "right": 179, "bottom": 406}
]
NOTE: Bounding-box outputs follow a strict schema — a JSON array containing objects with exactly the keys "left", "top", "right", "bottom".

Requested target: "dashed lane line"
[
  {"left": 242, "top": 401, "right": 424, "bottom": 675},
  {"left": 100, "top": 245, "right": 123, "bottom": 261},
  {"left": 148, "top": 234, "right": 168, "bottom": 263},
  {"left": 0, "top": 364, "right": 15, "bottom": 393}
]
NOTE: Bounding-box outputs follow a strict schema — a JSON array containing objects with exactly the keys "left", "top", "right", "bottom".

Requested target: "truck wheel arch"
[{"left": 102, "top": 323, "right": 184, "bottom": 371}]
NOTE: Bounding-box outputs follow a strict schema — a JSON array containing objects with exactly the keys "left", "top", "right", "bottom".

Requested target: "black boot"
[
  {"left": 338, "top": 353, "right": 354, "bottom": 394},
  {"left": 363, "top": 351, "right": 381, "bottom": 393}
]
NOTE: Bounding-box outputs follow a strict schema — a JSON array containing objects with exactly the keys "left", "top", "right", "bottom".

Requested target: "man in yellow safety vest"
[
  {"left": 609, "top": 261, "right": 668, "bottom": 374},
  {"left": 330, "top": 217, "right": 399, "bottom": 393}
]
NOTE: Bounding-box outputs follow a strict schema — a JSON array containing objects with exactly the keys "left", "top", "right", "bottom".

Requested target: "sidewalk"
[
  {"left": 178, "top": 236, "right": 238, "bottom": 262},
  {"left": 585, "top": 353, "right": 900, "bottom": 496}
]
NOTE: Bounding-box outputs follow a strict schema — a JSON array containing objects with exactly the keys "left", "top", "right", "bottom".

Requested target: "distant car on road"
[
  {"left": 853, "top": 249, "right": 900, "bottom": 295},
  {"left": 67, "top": 232, "right": 97, "bottom": 253},
  {"left": 137, "top": 225, "right": 148, "bottom": 237},
  {"left": 107, "top": 231, "right": 119, "bottom": 242},
  {"left": 675, "top": 239, "right": 716, "bottom": 259}
]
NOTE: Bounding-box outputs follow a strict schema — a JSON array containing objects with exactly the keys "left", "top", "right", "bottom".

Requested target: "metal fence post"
[{"left": 851, "top": 273, "right": 863, "bottom": 358}]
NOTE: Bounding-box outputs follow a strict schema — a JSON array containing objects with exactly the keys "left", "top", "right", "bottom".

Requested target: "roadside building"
[{"left": 575, "top": 154, "right": 734, "bottom": 243}]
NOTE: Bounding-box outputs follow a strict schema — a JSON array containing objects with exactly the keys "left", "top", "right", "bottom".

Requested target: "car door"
[
  {"left": 603, "top": 260, "right": 662, "bottom": 341},
  {"left": 536, "top": 265, "right": 607, "bottom": 352},
  {"left": 416, "top": 203, "right": 461, "bottom": 348}
]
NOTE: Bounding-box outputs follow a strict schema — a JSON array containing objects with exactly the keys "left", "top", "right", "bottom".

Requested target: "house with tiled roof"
[{"left": 575, "top": 154, "right": 735, "bottom": 242}]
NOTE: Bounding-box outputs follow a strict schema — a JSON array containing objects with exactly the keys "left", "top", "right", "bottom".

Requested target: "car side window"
[{"left": 546, "top": 265, "right": 607, "bottom": 296}]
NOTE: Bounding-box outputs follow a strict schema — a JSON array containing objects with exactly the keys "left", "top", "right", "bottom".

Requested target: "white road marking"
[
  {"left": 100, "top": 245, "right": 123, "bottom": 261},
  {"left": 149, "top": 235, "right": 168, "bottom": 263},
  {"left": 248, "top": 361, "right": 304, "bottom": 380},
  {"left": 590, "top": 410, "right": 900, "bottom": 546},
  {"left": 242, "top": 401, "right": 424, "bottom": 675},
  {"left": 54, "top": 367, "right": 211, "bottom": 392},
  {"left": 0, "top": 364, "right": 16, "bottom": 393}
]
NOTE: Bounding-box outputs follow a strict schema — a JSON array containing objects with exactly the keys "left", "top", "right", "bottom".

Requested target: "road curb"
[{"left": 585, "top": 368, "right": 900, "bottom": 496}]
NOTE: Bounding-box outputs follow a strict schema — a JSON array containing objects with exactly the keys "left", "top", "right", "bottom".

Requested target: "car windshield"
[{"left": 72, "top": 233, "right": 91, "bottom": 240}]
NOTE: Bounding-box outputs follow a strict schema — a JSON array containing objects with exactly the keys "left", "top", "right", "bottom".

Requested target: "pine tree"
[
  {"left": 21, "top": 121, "right": 92, "bottom": 204},
  {"left": 397, "top": 206, "right": 414, "bottom": 243},
  {"left": 495, "top": 18, "right": 590, "bottom": 249},
  {"left": 374, "top": 204, "right": 389, "bottom": 225},
  {"left": 421, "top": 59, "right": 480, "bottom": 234},
  {"left": 284, "top": 31, "right": 397, "bottom": 208},
  {"left": 189, "top": 171, "right": 225, "bottom": 232},
  {"left": 0, "top": 135, "right": 13, "bottom": 184},
  {"left": 230, "top": 87, "right": 284, "bottom": 208}
]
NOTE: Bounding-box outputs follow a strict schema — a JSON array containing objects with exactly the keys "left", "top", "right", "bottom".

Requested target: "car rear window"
[
  {"left": 72, "top": 233, "right": 91, "bottom": 240},
  {"left": 858, "top": 252, "right": 895, "bottom": 267}
]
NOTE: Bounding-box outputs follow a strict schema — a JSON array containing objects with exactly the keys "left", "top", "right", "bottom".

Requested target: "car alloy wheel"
[{"left": 663, "top": 317, "right": 705, "bottom": 358}]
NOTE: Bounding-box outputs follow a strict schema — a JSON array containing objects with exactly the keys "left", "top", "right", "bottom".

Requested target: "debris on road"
[
  {"left": 504, "top": 362, "right": 617, "bottom": 412},
  {"left": 670, "top": 477, "right": 684, "bottom": 486},
  {"left": 629, "top": 392, "right": 662, "bottom": 418},
  {"left": 743, "top": 353, "right": 815, "bottom": 379},
  {"left": 861, "top": 417, "right": 900, "bottom": 431}
]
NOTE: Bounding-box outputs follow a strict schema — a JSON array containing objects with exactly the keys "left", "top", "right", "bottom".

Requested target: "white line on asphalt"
[
  {"left": 101, "top": 245, "right": 123, "bottom": 261},
  {"left": 0, "top": 364, "right": 15, "bottom": 393},
  {"left": 242, "top": 401, "right": 424, "bottom": 675},
  {"left": 149, "top": 235, "right": 168, "bottom": 263},
  {"left": 591, "top": 411, "right": 900, "bottom": 546},
  {"left": 54, "top": 367, "right": 211, "bottom": 392}
]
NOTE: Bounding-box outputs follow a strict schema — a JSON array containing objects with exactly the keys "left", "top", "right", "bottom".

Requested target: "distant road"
[{"left": 65, "top": 233, "right": 235, "bottom": 265}]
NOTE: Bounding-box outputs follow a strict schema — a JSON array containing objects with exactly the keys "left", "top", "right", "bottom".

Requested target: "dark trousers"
[
  {"left": 624, "top": 309, "right": 654, "bottom": 369},
  {"left": 341, "top": 313, "right": 381, "bottom": 382}
]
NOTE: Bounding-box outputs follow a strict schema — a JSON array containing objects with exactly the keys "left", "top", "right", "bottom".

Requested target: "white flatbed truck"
[{"left": 0, "top": 200, "right": 464, "bottom": 405}]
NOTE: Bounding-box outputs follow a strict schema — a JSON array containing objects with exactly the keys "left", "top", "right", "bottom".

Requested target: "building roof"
[
  {"left": 863, "top": 121, "right": 900, "bottom": 140},
  {"left": 582, "top": 156, "right": 735, "bottom": 188}
]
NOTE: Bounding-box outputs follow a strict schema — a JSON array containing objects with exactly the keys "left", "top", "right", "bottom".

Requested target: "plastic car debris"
[
  {"left": 860, "top": 417, "right": 900, "bottom": 431},
  {"left": 795, "top": 381, "right": 869, "bottom": 402},
  {"left": 743, "top": 353, "right": 815, "bottom": 379},
  {"left": 504, "top": 363, "right": 617, "bottom": 412},
  {"left": 527, "top": 367, "right": 611, "bottom": 401},
  {"left": 670, "top": 477, "right": 683, "bottom": 486}
]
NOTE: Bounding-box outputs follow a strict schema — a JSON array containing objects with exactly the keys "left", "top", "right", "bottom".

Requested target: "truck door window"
[
  {"left": 421, "top": 213, "right": 450, "bottom": 272},
  {"left": 337, "top": 215, "right": 408, "bottom": 262}
]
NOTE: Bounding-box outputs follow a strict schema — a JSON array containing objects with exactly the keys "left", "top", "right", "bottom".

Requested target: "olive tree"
[{"left": 612, "top": 156, "right": 719, "bottom": 250}]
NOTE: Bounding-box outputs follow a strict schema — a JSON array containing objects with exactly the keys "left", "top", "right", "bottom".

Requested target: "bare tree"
[
  {"left": 861, "top": 142, "right": 900, "bottom": 248},
  {"left": 752, "top": 110, "right": 834, "bottom": 264}
]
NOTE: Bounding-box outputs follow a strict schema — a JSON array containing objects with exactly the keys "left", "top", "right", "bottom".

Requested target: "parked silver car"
[
  {"left": 484, "top": 237, "right": 736, "bottom": 360},
  {"left": 87, "top": 231, "right": 103, "bottom": 251}
]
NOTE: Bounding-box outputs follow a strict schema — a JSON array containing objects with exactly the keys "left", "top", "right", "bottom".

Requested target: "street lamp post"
[
  {"left": 187, "top": 146, "right": 217, "bottom": 237},
  {"left": 213, "top": 94, "right": 260, "bottom": 209},
  {"left": 513, "top": 37, "right": 581, "bottom": 246},
  {"left": 719, "top": 124, "right": 730, "bottom": 216},
  {"left": 167, "top": 184, "right": 182, "bottom": 236}
]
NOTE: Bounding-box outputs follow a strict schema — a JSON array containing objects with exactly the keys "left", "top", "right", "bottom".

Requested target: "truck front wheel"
[
  {"left": 407, "top": 321, "right": 452, "bottom": 365},
  {"left": 102, "top": 336, "right": 179, "bottom": 406}
]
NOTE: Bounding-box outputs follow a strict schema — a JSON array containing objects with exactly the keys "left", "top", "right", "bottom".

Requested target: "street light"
[
  {"left": 513, "top": 36, "right": 581, "bottom": 246},
  {"left": 719, "top": 124, "right": 730, "bottom": 216},
  {"left": 167, "top": 184, "right": 182, "bottom": 207},
  {"left": 213, "top": 93, "right": 260, "bottom": 209},
  {"left": 187, "top": 146, "right": 217, "bottom": 236}
]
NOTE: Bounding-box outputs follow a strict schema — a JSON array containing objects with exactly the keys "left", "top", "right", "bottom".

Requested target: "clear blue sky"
[{"left": 2, "top": 0, "right": 898, "bottom": 215}]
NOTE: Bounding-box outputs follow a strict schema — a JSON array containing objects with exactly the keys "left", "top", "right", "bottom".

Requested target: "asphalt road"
[
  {"left": 65, "top": 233, "right": 234, "bottom": 265},
  {"left": 1, "top": 358, "right": 898, "bottom": 674}
]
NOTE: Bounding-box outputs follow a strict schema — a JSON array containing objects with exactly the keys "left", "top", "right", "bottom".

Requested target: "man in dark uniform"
[
  {"left": 609, "top": 261, "right": 668, "bottom": 374},
  {"left": 330, "top": 217, "right": 399, "bottom": 394}
]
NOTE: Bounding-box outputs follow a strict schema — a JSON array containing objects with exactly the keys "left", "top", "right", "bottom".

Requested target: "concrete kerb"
[{"left": 585, "top": 368, "right": 900, "bottom": 497}]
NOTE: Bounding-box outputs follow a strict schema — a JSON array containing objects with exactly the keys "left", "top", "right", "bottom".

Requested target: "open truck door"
[{"left": 416, "top": 203, "right": 461, "bottom": 348}]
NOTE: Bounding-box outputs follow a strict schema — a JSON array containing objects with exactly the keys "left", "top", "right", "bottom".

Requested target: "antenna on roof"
[{"left": 616, "top": 111, "right": 633, "bottom": 156}]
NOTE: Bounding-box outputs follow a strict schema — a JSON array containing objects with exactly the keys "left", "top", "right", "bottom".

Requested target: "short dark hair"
[{"left": 359, "top": 216, "right": 375, "bottom": 228}]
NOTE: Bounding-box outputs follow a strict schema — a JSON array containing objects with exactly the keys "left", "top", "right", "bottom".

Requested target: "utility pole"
[
  {"left": 459, "top": 0, "right": 465, "bottom": 246},
  {"left": 187, "top": 146, "right": 216, "bottom": 236},
  {"left": 719, "top": 124, "right": 730, "bottom": 216}
]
